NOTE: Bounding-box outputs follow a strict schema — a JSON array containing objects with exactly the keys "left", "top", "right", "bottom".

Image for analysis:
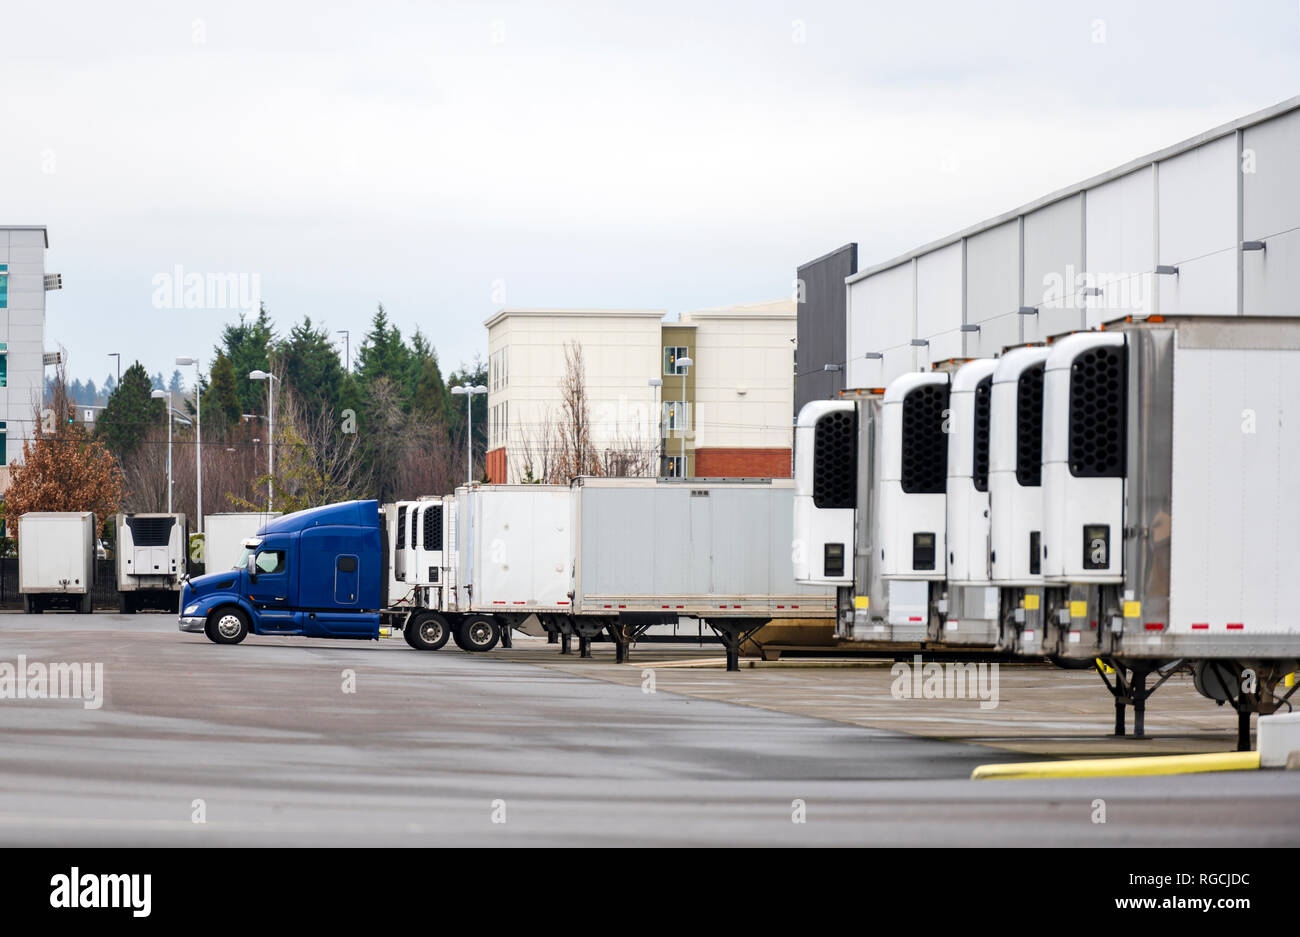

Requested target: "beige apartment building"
[{"left": 483, "top": 301, "right": 795, "bottom": 483}]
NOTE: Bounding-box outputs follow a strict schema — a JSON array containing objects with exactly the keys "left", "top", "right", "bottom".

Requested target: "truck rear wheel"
[
  {"left": 205, "top": 607, "right": 249, "bottom": 645},
  {"left": 405, "top": 612, "right": 451, "bottom": 651},
  {"left": 457, "top": 616, "right": 500, "bottom": 653}
]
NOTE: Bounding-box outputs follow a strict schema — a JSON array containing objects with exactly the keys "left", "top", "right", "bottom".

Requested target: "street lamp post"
[
  {"left": 648, "top": 377, "right": 663, "bottom": 476},
  {"left": 337, "top": 331, "right": 350, "bottom": 373},
  {"left": 675, "top": 356, "right": 693, "bottom": 478},
  {"left": 152, "top": 390, "right": 192, "bottom": 514},
  {"left": 108, "top": 353, "right": 120, "bottom": 384},
  {"left": 249, "top": 370, "right": 280, "bottom": 509},
  {"left": 175, "top": 356, "right": 202, "bottom": 532},
  {"left": 450, "top": 384, "right": 488, "bottom": 483}
]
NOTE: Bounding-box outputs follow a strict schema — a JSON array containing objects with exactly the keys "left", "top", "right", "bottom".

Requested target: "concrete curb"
[{"left": 972, "top": 751, "right": 1261, "bottom": 780}]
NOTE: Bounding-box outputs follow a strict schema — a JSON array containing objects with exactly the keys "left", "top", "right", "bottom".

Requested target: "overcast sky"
[{"left": 4, "top": 0, "right": 1299, "bottom": 388}]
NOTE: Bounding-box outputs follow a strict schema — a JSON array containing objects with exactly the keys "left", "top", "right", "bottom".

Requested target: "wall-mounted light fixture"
[
  {"left": 862, "top": 352, "right": 883, "bottom": 360},
  {"left": 1017, "top": 306, "right": 1039, "bottom": 316},
  {"left": 910, "top": 338, "right": 929, "bottom": 347},
  {"left": 1242, "top": 240, "right": 1267, "bottom": 251},
  {"left": 1154, "top": 265, "right": 1179, "bottom": 275},
  {"left": 959, "top": 324, "right": 980, "bottom": 332}
]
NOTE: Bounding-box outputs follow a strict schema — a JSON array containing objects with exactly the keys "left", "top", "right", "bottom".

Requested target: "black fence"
[{"left": 0, "top": 558, "right": 201, "bottom": 610}]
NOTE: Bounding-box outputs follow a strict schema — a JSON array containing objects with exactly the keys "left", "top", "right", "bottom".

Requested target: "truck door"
[{"left": 249, "top": 535, "right": 298, "bottom": 631}]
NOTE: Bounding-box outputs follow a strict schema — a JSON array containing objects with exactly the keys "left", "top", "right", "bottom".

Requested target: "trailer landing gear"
[
  {"left": 1095, "top": 658, "right": 1183, "bottom": 739},
  {"left": 605, "top": 621, "right": 653, "bottom": 664},
  {"left": 707, "top": 619, "right": 769, "bottom": 673}
]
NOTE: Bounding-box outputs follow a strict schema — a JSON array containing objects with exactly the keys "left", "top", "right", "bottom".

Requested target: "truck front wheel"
[
  {"left": 457, "top": 616, "right": 500, "bottom": 653},
  {"left": 405, "top": 612, "right": 451, "bottom": 651},
  {"left": 205, "top": 608, "right": 249, "bottom": 645}
]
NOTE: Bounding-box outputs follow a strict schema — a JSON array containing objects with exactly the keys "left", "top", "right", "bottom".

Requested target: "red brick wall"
[
  {"left": 693, "top": 447, "right": 791, "bottom": 478},
  {"left": 485, "top": 447, "right": 507, "bottom": 484}
]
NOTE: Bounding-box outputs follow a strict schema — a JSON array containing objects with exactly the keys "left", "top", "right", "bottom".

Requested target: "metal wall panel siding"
[
  {"left": 795, "top": 244, "right": 856, "bottom": 411},
  {"left": 1023, "top": 194, "right": 1085, "bottom": 342},
  {"left": 1085, "top": 169, "right": 1156, "bottom": 327},
  {"left": 1157, "top": 135, "right": 1238, "bottom": 317}
]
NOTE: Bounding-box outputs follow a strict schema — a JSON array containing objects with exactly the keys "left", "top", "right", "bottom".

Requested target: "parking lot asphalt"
[{"left": 0, "top": 613, "right": 1296, "bottom": 846}]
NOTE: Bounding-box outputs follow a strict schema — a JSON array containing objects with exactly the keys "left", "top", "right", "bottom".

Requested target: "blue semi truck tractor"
[{"left": 178, "top": 500, "right": 389, "bottom": 645}]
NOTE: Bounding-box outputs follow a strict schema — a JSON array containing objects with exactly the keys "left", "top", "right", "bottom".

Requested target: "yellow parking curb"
[{"left": 972, "top": 751, "right": 1261, "bottom": 780}]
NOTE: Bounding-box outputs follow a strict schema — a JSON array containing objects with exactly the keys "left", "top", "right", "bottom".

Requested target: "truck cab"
[{"left": 178, "top": 500, "right": 385, "bottom": 644}]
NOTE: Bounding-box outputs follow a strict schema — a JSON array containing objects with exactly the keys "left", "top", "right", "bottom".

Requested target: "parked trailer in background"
[
  {"left": 203, "top": 513, "right": 279, "bottom": 573},
  {"left": 18, "top": 512, "right": 97, "bottom": 614},
  {"left": 116, "top": 513, "right": 189, "bottom": 613},
  {"left": 571, "top": 477, "right": 834, "bottom": 670}
]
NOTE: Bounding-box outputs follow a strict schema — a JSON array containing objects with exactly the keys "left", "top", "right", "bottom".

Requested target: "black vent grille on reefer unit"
[
  {"left": 972, "top": 375, "right": 992, "bottom": 492},
  {"left": 125, "top": 515, "right": 175, "bottom": 547},
  {"left": 1015, "top": 364, "right": 1045, "bottom": 487},
  {"left": 423, "top": 505, "right": 444, "bottom": 550},
  {"left": 396, "top": 506, "right": 407, "bottom": 549},
  {"left": 901, "top": 383, "right": 949, "bottom": 495},
  {"left": 812, "top": 410, "right": 857, "bottom": 510},
  {"left": 1069, "top": 344, "right": 1127, "bottom": 478}
]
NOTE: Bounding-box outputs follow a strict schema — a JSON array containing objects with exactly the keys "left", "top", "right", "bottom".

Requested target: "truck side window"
[
  {"left": 256, "top": 550, "right": 286, "bottom": 575},
  {"left": 337, "top": 555, "right": 357, "bottom": 573}
]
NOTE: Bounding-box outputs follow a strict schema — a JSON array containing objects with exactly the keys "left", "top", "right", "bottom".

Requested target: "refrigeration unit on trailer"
[
  {"left": 179, "top": 500, "right": 385, "bottom": 644},
  {"left": 115, "top": 513, "right": 189, "bottom": 613},
  {"left": 203, "top": 513, "right": 279, "bottom": 573},
  {"left": 570, "top": 477, "right": 834, "bottom": 670},
  {"left": 987, "top": 346, "right": 1059, "bottom": 656},
  {"left": 18, "top": 512, "right": 97, "bottom": 614},
  {"left": 793, "top": 400, "right": 857, "bottom": 587},
  {"left": 1041, "top": 323, "right": 1300, "bottom": 746}
]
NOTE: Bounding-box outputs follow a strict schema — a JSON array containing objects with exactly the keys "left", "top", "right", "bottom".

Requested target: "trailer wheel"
[
  {"left": 205, "top": 607, "right": 249, "bottom": 645},
  {"left": 406, "top": 612, "right": 451, "bottom": 651},
  {"left": 1048, "top": 654, "right": 1097, "bottom": 671},
  {"left": 457, "top": 616, "right": 500, "bottom": 653}
]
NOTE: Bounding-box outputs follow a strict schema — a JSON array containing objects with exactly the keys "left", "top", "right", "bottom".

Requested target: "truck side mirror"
[{"left": 246, "top": 553, "right": 258, "bottom": 582}]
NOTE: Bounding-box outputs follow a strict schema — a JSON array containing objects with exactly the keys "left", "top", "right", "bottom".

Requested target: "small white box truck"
[
  {"left": 203, "top": 512, "right": 279, "bottom": 573},
  {"left": 115, "top": 512, "right": 188, "bottom": 613},
  {"left": 17, "top": 512, "right": 97, "bottom": 614}
]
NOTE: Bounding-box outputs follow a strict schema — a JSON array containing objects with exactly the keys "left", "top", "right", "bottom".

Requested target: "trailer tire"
[
  {"left": 406, "top": 612, "right": 451, "bottom": 651},
  {"left": 457, "top": 616, "right": 500, "bottom": 653},
  {"left": 205, "top": 607, "right": 249, "bottom": 645},
  {"left": 1048, "top": 654, "right": 1097, "bottom": 671}
]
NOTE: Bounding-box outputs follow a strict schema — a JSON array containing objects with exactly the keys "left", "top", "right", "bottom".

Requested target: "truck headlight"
[{"left": 184, "top": 604, "right": 199, "bottom": 616}]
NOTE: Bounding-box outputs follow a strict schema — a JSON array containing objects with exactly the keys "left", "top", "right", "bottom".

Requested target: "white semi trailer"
[
  {"left": 115, "top": 513, "right": 189, "bottom": 613},
  {"left": 17, "top": 512, "right": 97, "bottom": 614},
  {"left": 203, "top": 513, "right": 279, "bottom": 573},
  {"left": 384, "top": 479, "right": 834, "bottom": 667}
]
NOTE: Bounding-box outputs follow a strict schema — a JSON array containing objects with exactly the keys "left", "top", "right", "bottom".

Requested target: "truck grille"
[
  {"left": 1069, "top": 344, "right": 1127, "bottom": 478},
  {"left": 1015, "top": 364, "right": 1044, "bottom": 487},
  {"left": 901, "top": 384, "right": 949, "bottom": 495},
  {"left": 972, "top": 375, "right": 992, "bottom": 492},
  {"left": 125, "top": 516, "right": 175, "bottom": 547},
  {"left": 812, "top": 410, "right": 857, "bottom": 510},
  {"left": 423, "top": 505, "right": 443, "bottom": 550}
]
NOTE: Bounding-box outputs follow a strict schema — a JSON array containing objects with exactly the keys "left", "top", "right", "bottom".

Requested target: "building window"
[
  {"left": 665, "top": 456, "right": 685, "bottom": 478},
  {"left": 664, "top": 346, "right": 689, "bottom": 375},
  {"left": 0, "top": 265, "right": 7, "bottom": 309},
  {"left": 663, "top": 401, "right": 690, "bottom": 433},
  {"left": 0, "top": 351, "right": 7, "bottom": 389},
  {"left": 0, "top": 422, "right": 6, "bottom": 463}
]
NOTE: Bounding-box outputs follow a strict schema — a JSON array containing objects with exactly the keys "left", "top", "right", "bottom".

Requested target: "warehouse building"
[
  {"left": 484, "top": 301, "right": 796, "bottom": 483},
  {"left": 841, "top": 96, "right": 1300, "bottom": 387}
]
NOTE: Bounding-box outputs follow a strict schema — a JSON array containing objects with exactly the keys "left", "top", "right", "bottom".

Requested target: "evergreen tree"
[
  {"left": 201, "top": 352, "right": 243, "bottom": 435},
  {"left": 168, "top": 369, "right": 185, "bottom": 395},
  {"left": 409, "top": 328, "right": 449, "bottom": 425},
  {"left": 354, "top": 304, "right": 413, "bottom": 396},
  {"left": 276, "top": 316, "right": 345, "bottom": 415},
  {"left": 96, "top": 361, "right": 163, "bottom": 457},
  {"left": 216, "top": 303, "right": 274, "bottom": 414}
]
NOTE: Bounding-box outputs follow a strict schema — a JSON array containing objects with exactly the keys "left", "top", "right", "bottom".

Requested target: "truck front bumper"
[{"left": 178, "top": 616, "right": 206, "bottom": 633}]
